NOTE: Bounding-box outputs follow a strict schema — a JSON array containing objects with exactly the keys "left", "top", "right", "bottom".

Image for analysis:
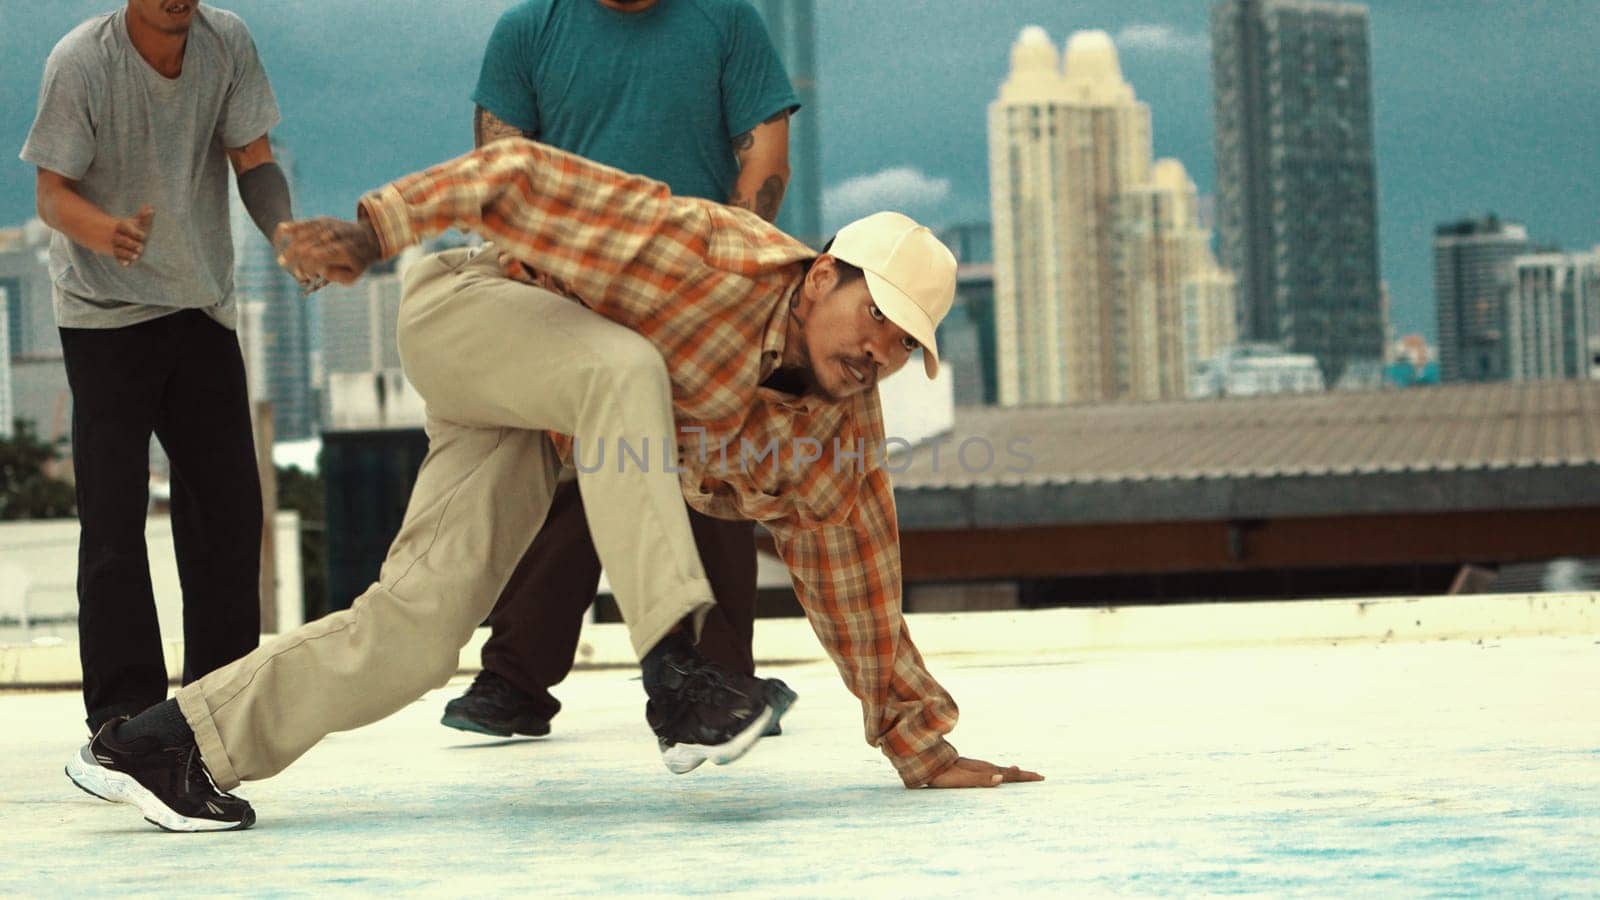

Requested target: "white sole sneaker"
[
  {"left": 65, "top": 745, "right": 117, "bottom": 802},
  {"left": 64, "top": 744, "right": 252, "bottom": 833},
  {"left": 659, "top": 691, "right": 795, "bottom": 775}
]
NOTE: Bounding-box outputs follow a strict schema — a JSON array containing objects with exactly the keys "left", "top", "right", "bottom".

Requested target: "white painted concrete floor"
[{"left": 3, "top": 634, "right": 1598, "bottom": 896}]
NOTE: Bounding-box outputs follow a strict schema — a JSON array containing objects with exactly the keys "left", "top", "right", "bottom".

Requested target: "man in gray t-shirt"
[{"left": 23, "top": 1, "right": 295, "bottom": 803}]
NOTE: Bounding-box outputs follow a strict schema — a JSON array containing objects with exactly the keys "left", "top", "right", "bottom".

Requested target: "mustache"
[{"left": 843, "top": 356, "right": 876, "bottom": 385}]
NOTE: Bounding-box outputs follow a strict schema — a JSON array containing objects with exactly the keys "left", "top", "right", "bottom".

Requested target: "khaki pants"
[{"left": 177, "top": 248, "right": 714, "bottom": 789}]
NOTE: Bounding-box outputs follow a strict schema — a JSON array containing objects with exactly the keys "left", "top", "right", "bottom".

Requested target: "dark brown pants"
[{"left": 480, "top": 478, "right": 757, "bottom": 721}]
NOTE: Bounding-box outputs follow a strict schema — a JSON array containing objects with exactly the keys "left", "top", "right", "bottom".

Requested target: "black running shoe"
[
  {"left": 64, "top": 720, "right": 254, "bottom": 832},
  {"left": 441, "top": 670, "right": 552, "bottom": 738},
  {"left": 644, "top": 643, "right": 796, "bottom": 774}
]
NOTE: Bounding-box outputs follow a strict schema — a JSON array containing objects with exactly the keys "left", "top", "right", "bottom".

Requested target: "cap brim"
[{"left": 862, "top": 268, "right": 940, "bottom": 379}]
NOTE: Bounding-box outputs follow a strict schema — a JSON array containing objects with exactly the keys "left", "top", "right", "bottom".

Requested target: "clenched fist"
[{"left": 110, "top": 205, "right": 154, "bottom": 267}]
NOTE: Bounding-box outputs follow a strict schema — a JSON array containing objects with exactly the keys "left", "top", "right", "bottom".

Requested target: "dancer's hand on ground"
[
  {"left": 274, "top": 216, "right": 382, "bottom": 289},
  {"left": 925, "top": 756, "right": 1044, "bottom": 789}
]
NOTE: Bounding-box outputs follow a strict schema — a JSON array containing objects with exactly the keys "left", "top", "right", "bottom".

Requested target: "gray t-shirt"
[{"left": 20, "top": 6, "right": 280, "bottom": 330}]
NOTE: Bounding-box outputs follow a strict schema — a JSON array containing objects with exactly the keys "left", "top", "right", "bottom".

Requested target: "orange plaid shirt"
[{"left": 359, "top": 139, "right": 959, "bottom": 786}]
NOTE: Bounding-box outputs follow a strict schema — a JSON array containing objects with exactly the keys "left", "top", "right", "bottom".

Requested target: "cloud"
[
  {"left": 822, "top": 166, "right": 952, "bottom": 228},
  {"left": 1114, "top": 24, "right": 1209, "bottom": 55}
]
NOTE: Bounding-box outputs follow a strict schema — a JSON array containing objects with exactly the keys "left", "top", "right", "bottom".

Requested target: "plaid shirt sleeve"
[
  {"left": 358, "top": 138, "right": 701, "bottom": 313},
  {"left": 768, "top": 466, "right": 961, "bottom": 787}
]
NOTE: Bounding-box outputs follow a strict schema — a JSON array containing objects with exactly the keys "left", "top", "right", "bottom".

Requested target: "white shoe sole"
[
  {"left": 659, "top": 693, "right": 795, "bottom": 775},
  {"left": 65, "top": 744, "right": 252, "bottom": 833}
]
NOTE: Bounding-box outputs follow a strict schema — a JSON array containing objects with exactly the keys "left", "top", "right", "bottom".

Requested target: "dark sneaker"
[
  {"left": 441, "top": 670, "right": 552, "bottom": 738},
  {"left": 645, "top": 645, "right": 796, "bottom": 774},
  {"left": 64, "top": 720, "right": 254, "bottom": 832}
]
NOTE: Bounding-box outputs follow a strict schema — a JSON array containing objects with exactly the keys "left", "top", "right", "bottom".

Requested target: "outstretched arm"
[
  {"left": 769, "top": 467, "right": 1042, "bottom": 788},
  {"left": 274, "top": 139, "right": 706, "bottom": 305}
]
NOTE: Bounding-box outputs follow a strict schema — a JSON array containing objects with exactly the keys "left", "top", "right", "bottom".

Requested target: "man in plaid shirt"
[{"left": 71, "top": 137, "right": 1041, "bottom": 831}]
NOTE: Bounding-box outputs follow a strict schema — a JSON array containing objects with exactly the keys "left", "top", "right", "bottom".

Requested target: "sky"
[{"left": 1, "top": 0, "right": 1597, "bottom": 341}]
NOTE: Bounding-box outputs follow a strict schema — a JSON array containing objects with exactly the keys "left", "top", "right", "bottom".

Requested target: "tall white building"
[
  {"left": 1182, "top": 249, "right": 1239, "bottom": 386},
  {"left": 1113, "top": 158, "right": 1217, "bottom": 400},
  {"left": 990, "top": 28, "right": 1229, "bottom": 405},
  {"left": 990, "top": 28, "right": 1151, "bottom": 405},
  {"left": 1506, "top": 249, "right": 1600, "bottom": 382}
]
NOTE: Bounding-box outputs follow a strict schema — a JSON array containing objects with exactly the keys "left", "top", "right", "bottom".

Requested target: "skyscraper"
[
  {"left": 1433, "top": 215, "right": 1530, "bottom": 382},
  {"left": 1506, "top": 249, "right": 1600, "bottom": 382},
  {"left": 1211, "top": 0, "right": 1383, "bottom": 385},
  {"left": 228, "top": 143, "right": 315, "bottom": 439},
  {"left": 989, "top": 28, "right": 1152, "bottom": 405},
  {"left": 990, "top": 28, "right": 1226, "bottom": 405},
  {"left": 748, "top": 0, "right": 820, "bottom": 247},
  {"left": 1112, "top": 158, "right": 1213, "bottom": 400},
  {"left": 1182, "top": 249, "right": 1239, "bottom": 381}
]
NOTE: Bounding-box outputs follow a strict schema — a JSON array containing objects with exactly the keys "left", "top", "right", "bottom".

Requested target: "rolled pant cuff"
[
  {"left": 626, "top": 581, "right": 715, "bottom": 661},
  {"left": 176, "top": 683, "right": 243, "bottom": 791},
  {"left": 892, "top": 738, "right": 961, "bottom": 788}
]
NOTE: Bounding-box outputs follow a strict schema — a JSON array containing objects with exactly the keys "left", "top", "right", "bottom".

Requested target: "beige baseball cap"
[{"left": 827, "top": 211, "right": 957, "bottom": 378}]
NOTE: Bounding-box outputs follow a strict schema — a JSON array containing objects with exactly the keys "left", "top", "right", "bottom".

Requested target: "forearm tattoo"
[
  {"left": 730, "top": 175, "right": 788, "bottom": 223},
  {"left": 754, "top": 175, "right": 785, "bottom": 222},
  {"left": 731, "top": 110, "right": 792, "bottom": 221},
  {"left": 474, "top": 106, "right": 531, "bottom": 149}
]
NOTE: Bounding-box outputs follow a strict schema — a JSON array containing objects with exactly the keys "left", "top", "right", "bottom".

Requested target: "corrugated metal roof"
[{"left": 890, "top": 381, "right": 1600, "bottom": 490}]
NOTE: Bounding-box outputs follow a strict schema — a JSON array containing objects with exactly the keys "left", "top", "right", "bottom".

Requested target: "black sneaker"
[
  {"left": 441, "top": 670, "right": 552, "bottom": 738},
  {"left": 64, "top": 720, "right": 255, "bottom": 832},
  {"left": 644, "top": 644, "right": 796, "bottom": 774}
]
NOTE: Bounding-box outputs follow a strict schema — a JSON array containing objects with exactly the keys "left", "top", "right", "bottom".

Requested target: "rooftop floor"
[{"left": 3, "top": 627, "right": 1598, "bottom": 895}]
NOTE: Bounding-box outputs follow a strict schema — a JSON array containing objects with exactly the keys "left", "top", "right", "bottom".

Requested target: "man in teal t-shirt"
[
  {"left": 474, "top": 0, "right": 797, "bottom": 219},
  {"left": 442, "top": 0, "right": 800, "bottom": 740}
]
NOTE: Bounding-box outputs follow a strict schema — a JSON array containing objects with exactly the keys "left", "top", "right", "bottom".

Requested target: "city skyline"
[{"left": 1, "top": 1, "right": 1597, "bottom": 345}]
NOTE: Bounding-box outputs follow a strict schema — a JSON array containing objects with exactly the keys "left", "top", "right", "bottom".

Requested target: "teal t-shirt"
[{"left": 473, "top": 0, "right": 798, "bottom": 202}]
